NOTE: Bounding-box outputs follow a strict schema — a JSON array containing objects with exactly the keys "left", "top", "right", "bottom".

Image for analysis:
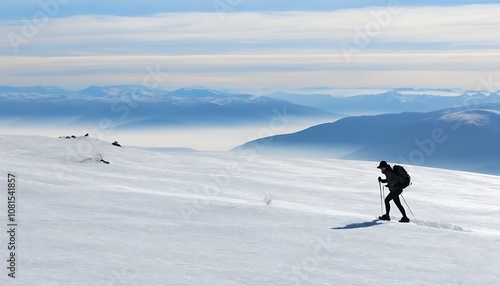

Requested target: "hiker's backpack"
[{"left": 393, "top": 165, "right": 411, "bottom": 189}]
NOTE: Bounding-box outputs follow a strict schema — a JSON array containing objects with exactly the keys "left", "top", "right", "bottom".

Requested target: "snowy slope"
[{"left": 0, "top": 135, "right": 499, "bottom": 285}]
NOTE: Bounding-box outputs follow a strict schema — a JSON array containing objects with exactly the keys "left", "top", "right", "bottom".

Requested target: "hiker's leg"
[
  {"left": 384, "top": 191, "right": 398, "bottom": 215},
  {"left": 384, "top": 198, "right": 391, "bottom": 215},
  {"left": 393, "top": 195, "right": 407, "bottom": 218}
]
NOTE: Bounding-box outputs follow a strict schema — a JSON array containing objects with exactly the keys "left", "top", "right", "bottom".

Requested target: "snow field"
[{"left": 0, "top": 135, "right": 498, "bottom": 285}]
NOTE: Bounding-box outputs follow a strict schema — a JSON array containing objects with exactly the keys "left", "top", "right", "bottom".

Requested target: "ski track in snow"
[
  {"left": 0, "top": 135, "right": 499, "bottom": 286},
  {"left": 415, "top": 220, "right": 466, "bottom": 232}
]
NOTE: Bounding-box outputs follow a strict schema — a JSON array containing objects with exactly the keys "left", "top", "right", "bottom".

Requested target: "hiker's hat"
[{"left": 377, "top": 161, "right": 389, "bottom": 169}]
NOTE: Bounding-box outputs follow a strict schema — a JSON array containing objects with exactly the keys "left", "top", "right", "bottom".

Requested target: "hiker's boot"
[
  {"left": 399, "top": 217, "right": 410, "bottom": 223},
  {"left": 378, "top": 214, "right": 391, "bottom": 221}
]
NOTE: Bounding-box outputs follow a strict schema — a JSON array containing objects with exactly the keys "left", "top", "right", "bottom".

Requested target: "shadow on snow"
[
  {"left": 331, "top": 219, "right": 382, "bottom": 230},
  {"left": 331, "top": 219, "right": 468, "bottom": 232}
]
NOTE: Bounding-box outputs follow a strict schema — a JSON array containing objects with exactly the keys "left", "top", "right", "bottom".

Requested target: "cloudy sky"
[{"left": 1, "top": 0, "right": 499, "bottom": 91}]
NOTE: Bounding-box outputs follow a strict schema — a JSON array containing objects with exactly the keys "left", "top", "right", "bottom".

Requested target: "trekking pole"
[
  {"left": 378, "top": 181, "right": 384, "bottom": 214},
  {"left": 401, "top": 194, "right": 418, "bottom": 224}
]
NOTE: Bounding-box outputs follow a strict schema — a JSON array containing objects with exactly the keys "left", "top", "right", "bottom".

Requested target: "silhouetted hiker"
[{"left": 377, "top": 161, "right": 410, "bottom": 223}]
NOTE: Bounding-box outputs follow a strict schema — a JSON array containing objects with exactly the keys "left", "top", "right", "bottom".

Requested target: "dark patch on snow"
[{"left": 331, "top": 219, "right": 382, "bottom": 230}]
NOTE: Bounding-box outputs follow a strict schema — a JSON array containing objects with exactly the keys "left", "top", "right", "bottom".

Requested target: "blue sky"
[
  {"left": 1, "top": 0, "right": 499, "bottom": 91},
  {"left": 2, "top": 0, "right": 500, "bottom": 18}
]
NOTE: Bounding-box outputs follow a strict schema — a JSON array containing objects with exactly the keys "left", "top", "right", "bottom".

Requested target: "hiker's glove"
[{"left": 378, "top": 176, "right": 382, "bottom": 182}]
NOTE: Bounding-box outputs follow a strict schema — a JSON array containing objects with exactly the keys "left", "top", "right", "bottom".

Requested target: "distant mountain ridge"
[
  {"left": 236, "top": 104, "right": 500, "bottom": 175},
  {"left": 268, "top": 90, "right": 500, "bottom": 115},
  {"left": 0, "top": 85, "right": 337, "bottom": 127}
]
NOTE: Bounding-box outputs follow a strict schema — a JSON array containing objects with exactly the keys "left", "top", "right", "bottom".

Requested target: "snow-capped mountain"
[
  {"left": 268, "top": 90, "right": 500, "bottom": 115},
  {"left": 236, "top": 104, "right": 500, "bottom": 175},
  {"left": 0, "top": 134, "right": 498, "bottom": 285},
  {"left": 0, "top": 85, "right": 67, "bottom": 95},
  {"left": 4, "top": 86, "right": 500, "bottom": 125},
  {"left": 0, "top": 85, "right": 336, "bottom": 127}
]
